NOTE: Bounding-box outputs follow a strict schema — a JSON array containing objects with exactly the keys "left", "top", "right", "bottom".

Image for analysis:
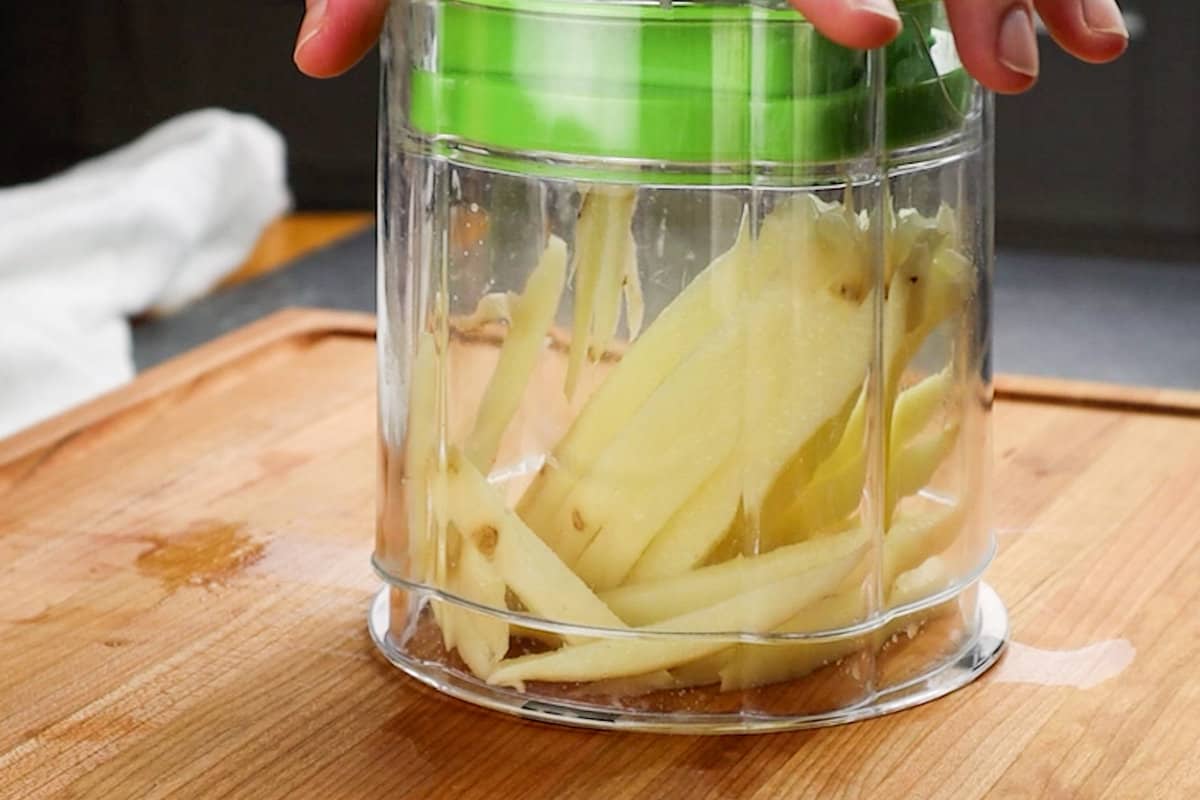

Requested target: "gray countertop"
[{"left": 133, "top": 229, "right": 1200, "bottom": 390}]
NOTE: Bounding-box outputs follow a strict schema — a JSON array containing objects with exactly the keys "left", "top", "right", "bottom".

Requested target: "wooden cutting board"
[{"left": 2, "top": 309, "right": 1198, "bottom": 799}]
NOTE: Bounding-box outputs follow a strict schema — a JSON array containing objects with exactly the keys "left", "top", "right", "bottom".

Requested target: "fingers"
[
  {"left": 945, "top": 0, "right": 1128, "bottom": 95},
  {"left": 1035, "top": 0, "right": 1128, "bottom": 64},
  {"left": 291, "top": 0, "right": 1126, "bottom": 97},
  {"left": 788, "top": 0, "right": 903, "bottom": 51},
  {"left": 944, "top": 0, "right": 1040, "bottom": 94},
  {"left": 294, "top": 0, "right": 390, "bottom": 78}
]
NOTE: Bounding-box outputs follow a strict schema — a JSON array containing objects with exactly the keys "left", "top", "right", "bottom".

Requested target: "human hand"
[
  {"left": 795, "top": 0, "right": 1128, "bottom": 93},
  {"left": 293, "top": 0, "right": 1128, "bottom": 94}
]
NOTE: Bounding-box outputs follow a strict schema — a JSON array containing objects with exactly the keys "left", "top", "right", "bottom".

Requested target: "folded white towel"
[{"left": 0, "top": 109, "right": 291, "bottom": 439}]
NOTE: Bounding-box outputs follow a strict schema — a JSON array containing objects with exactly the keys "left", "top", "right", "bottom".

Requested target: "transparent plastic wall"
[{"left": 373, "top": 0, "right": 1004, "bottom": 731}]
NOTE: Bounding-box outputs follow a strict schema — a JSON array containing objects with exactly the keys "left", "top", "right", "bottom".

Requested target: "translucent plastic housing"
[{"left": 373, "top": 0, "right": 1006, "bottom": 731}]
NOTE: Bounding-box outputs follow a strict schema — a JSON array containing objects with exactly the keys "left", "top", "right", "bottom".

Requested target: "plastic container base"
[{"left": 367, "top": 583, "right": 1008, "bottom": 734}]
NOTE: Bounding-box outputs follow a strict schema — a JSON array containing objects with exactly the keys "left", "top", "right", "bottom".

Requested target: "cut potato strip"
[
  {"left": 881, "top": 504, "right": 964, "bottom": 588},
  {"left": 444, "top": 451, "right": 625, "bottom": 637},
  {"left": 668, "top": 506, "right": 963, "bottom": 687},
  {"left": 464, "top": 236, "right": 567, "bottom": 469},
  {"left": 764, "top": 238, "right": 967, "bottom": 545},
  {"left": 564, "top": 190, "right": 603, "bottom": 399},
  {"left": 625, "top": 455, "right": 743, "bottom": 583},
  {"left": 718, "top": 556, "right": 955, "bottom": 690},
  {"left": 564, "top": 186, "right": 637, "bottom": 399},
  {"left": 570, "top": 287, "right": 874, "bottom": 590},
  {"left": 890, "top": 368, "right": 952, "bottom": 451},
  {"left": 456, "top": 292, "right": 512, "bottom": 332},
  {"left": 441, "top": 450, "right": 674, "bottom": 686},
  {"left": 715, "top": 587, "right": 867, "bottom": 691},
  {"left": 773, "top": 449, "right": 869, "bottom": 546},
  {"left": 757, "top": 391, "right": 859, "bottom": 536},
  {"left": 588, "top": 189, "right": 637, "bottom": 363},
  {"left": 445, "top": 541, "right": 510, "bottom": 677},
  {"left": 886, "top": 424, "right": 959, "bottom": 523},
  {"left": 487, "top": 546, "right": 862, "bottom": 689},
  {"left": 448, "top": 238, "right": 568, "bottom": 670},
  {"left": 603, "top": 527, "right": 869, "bottom": 627},
  {"left": 517, "top": 218, "right": 754, "bottom": 546},
  {"left": 550, "top": 319, "right": 745, "bottom": 570},
  {"left": 432, "top": 599, "right": 456, "bottom": 654}
]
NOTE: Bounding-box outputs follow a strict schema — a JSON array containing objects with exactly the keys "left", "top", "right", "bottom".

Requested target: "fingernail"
[
  {"left": 294, "top": 0, "right": 328, "bottom": 59},
  {"left": 1082, "top": 0, "right": 1128, "bottom": 37},
  {"left": 852, "top": 0, "right": 901, "bottom": 23},
  {"left": 998, "top": 6, "right": 1039, "bottom": 78}
]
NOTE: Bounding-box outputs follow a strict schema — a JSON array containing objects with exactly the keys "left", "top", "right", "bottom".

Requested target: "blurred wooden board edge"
[
  {"left": 1, "top": 307, "right": 1197, "bottom": 472},
  {"left": 220, "top": 212, "right": 374, "bottom": 288},
  {"left": 993, "top": 373, "right": 1200, "bottom": 417},
  {"left": 0, "top": 309, "right": 376, "bottom": 469}
]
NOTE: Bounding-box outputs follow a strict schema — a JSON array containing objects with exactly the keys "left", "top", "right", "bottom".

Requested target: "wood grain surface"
[{"left": 1, "top": 310, "right": 1198, "bottom": 799}]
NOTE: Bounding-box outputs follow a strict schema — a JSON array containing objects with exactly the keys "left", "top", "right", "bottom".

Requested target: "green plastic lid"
[{"left": 407, "top": 0, "right": 973, "bottom": 168}]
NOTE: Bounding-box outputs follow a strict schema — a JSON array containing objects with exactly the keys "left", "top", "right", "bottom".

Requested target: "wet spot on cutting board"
[
  {"left": 989, "top": 639, "right": 1135, "bottom": 690},
  {"left": 135, "top": 521, "right": 266, "bottom": 591}
]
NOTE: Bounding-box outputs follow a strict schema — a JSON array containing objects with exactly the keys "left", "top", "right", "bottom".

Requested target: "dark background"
[
  {"left": 0, "top": 2, "right": 378, "bottom": 211},
  {"left": 2, "top": 1, "right": 1196, "bottom": 259}
]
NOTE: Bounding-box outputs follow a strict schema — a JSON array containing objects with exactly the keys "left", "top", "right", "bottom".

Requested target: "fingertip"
[
  {"left": 944, "top": 0, "right": 1044, "bottom": 94},
  {"left": 989, "top": 72, "right": 1039, "bottom": 95},
  {"left": 1036, "top": 0, "right": 1129, "bottom": 65},
  {"left": 294, "top": 0, "right": 389, "bottom": 79},
  {"left": 294, "top": 36, "right": 350, "bottom": 79},
  {"left": 789, "top": 0, "right": 902, "bottom": 50},
  {"left": 1044, "top": 29, "right": 1129, "bottom": 65}
]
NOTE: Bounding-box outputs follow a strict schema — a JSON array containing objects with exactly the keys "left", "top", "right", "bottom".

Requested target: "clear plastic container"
[{"left": 371, "top": 0, "right": 1008, "bottom": 732}]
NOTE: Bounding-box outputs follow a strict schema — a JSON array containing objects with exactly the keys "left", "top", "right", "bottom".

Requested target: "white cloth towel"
[{"left": 0, "top": 109, "right": 291, "bottom": 439}]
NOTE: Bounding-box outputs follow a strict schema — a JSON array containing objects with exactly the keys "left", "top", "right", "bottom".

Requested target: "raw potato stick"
[
  {"left": 456, "top": 292, "right": 512, "bottom": 332},
  {"left": 890, "top": 368, "right": 952, "bottom": 451},
  {"left": 464, "top": 236, "right": 567, "bottom": 469},
  {"left": 518, "top": 196, "right": 840, "bottom": 549},
  {"left": 765, "top": 235, "right": 968, "bottom": 544},
  {"left": 541, "top": 200, "right": 952, "bottom": 582},
  {"left": 564, "top": 190, "right": 602, "bottom": 399},
  {"left": 625, "top": 454, "right": 744, "bottom": 583},
  {"left": 564, "top": 186, "right": 636, "bottom": 399},
  {"left": 684, "top": 507, "right": 961, "bottom": 689},
  {"left": 442, "top": 238, "right": 568, "bottom": 670},
  {"left": 718, "top": 556, "right": 955, "bottom": 690},
  {"left": 444, "top": 539, "right": 510, "bottom": 677},
  {"left": 516, "top": 218, "right": 754, "bottom": 545},
  {"left": 443, "top": 451, "right": 626, "bottom": 636},
  {"left": 886, "top": 424, "right": 959, "bottom": 523},
  {"left": 768, "top": 371, "right": 954, "bottom": 543},
  {"left": 570, "top": 286, "right": 875, "bottom": 589},
  {"left": 445, "top": 451, "right": 678, "bottom": 684},
  {"left": 757, "top": 264, "right": 916, "bottom": 547},
  {"left": 880, "top": 503, "right": 964, "bottom": 588},
  {"left": 756, "top": 392, "right": 859, "bottom": 538},
  {"left": 602, "top": 526, "right": 870, "bottom": 626},
  {"left": 487, "top": 546, "right": 863, "bottom": 689},
  {"left": 588, "top": 189, "right": 637, "bottom": 361},
  {"left": 555, "top": 320, "right": 745, "bottom": 569}
]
